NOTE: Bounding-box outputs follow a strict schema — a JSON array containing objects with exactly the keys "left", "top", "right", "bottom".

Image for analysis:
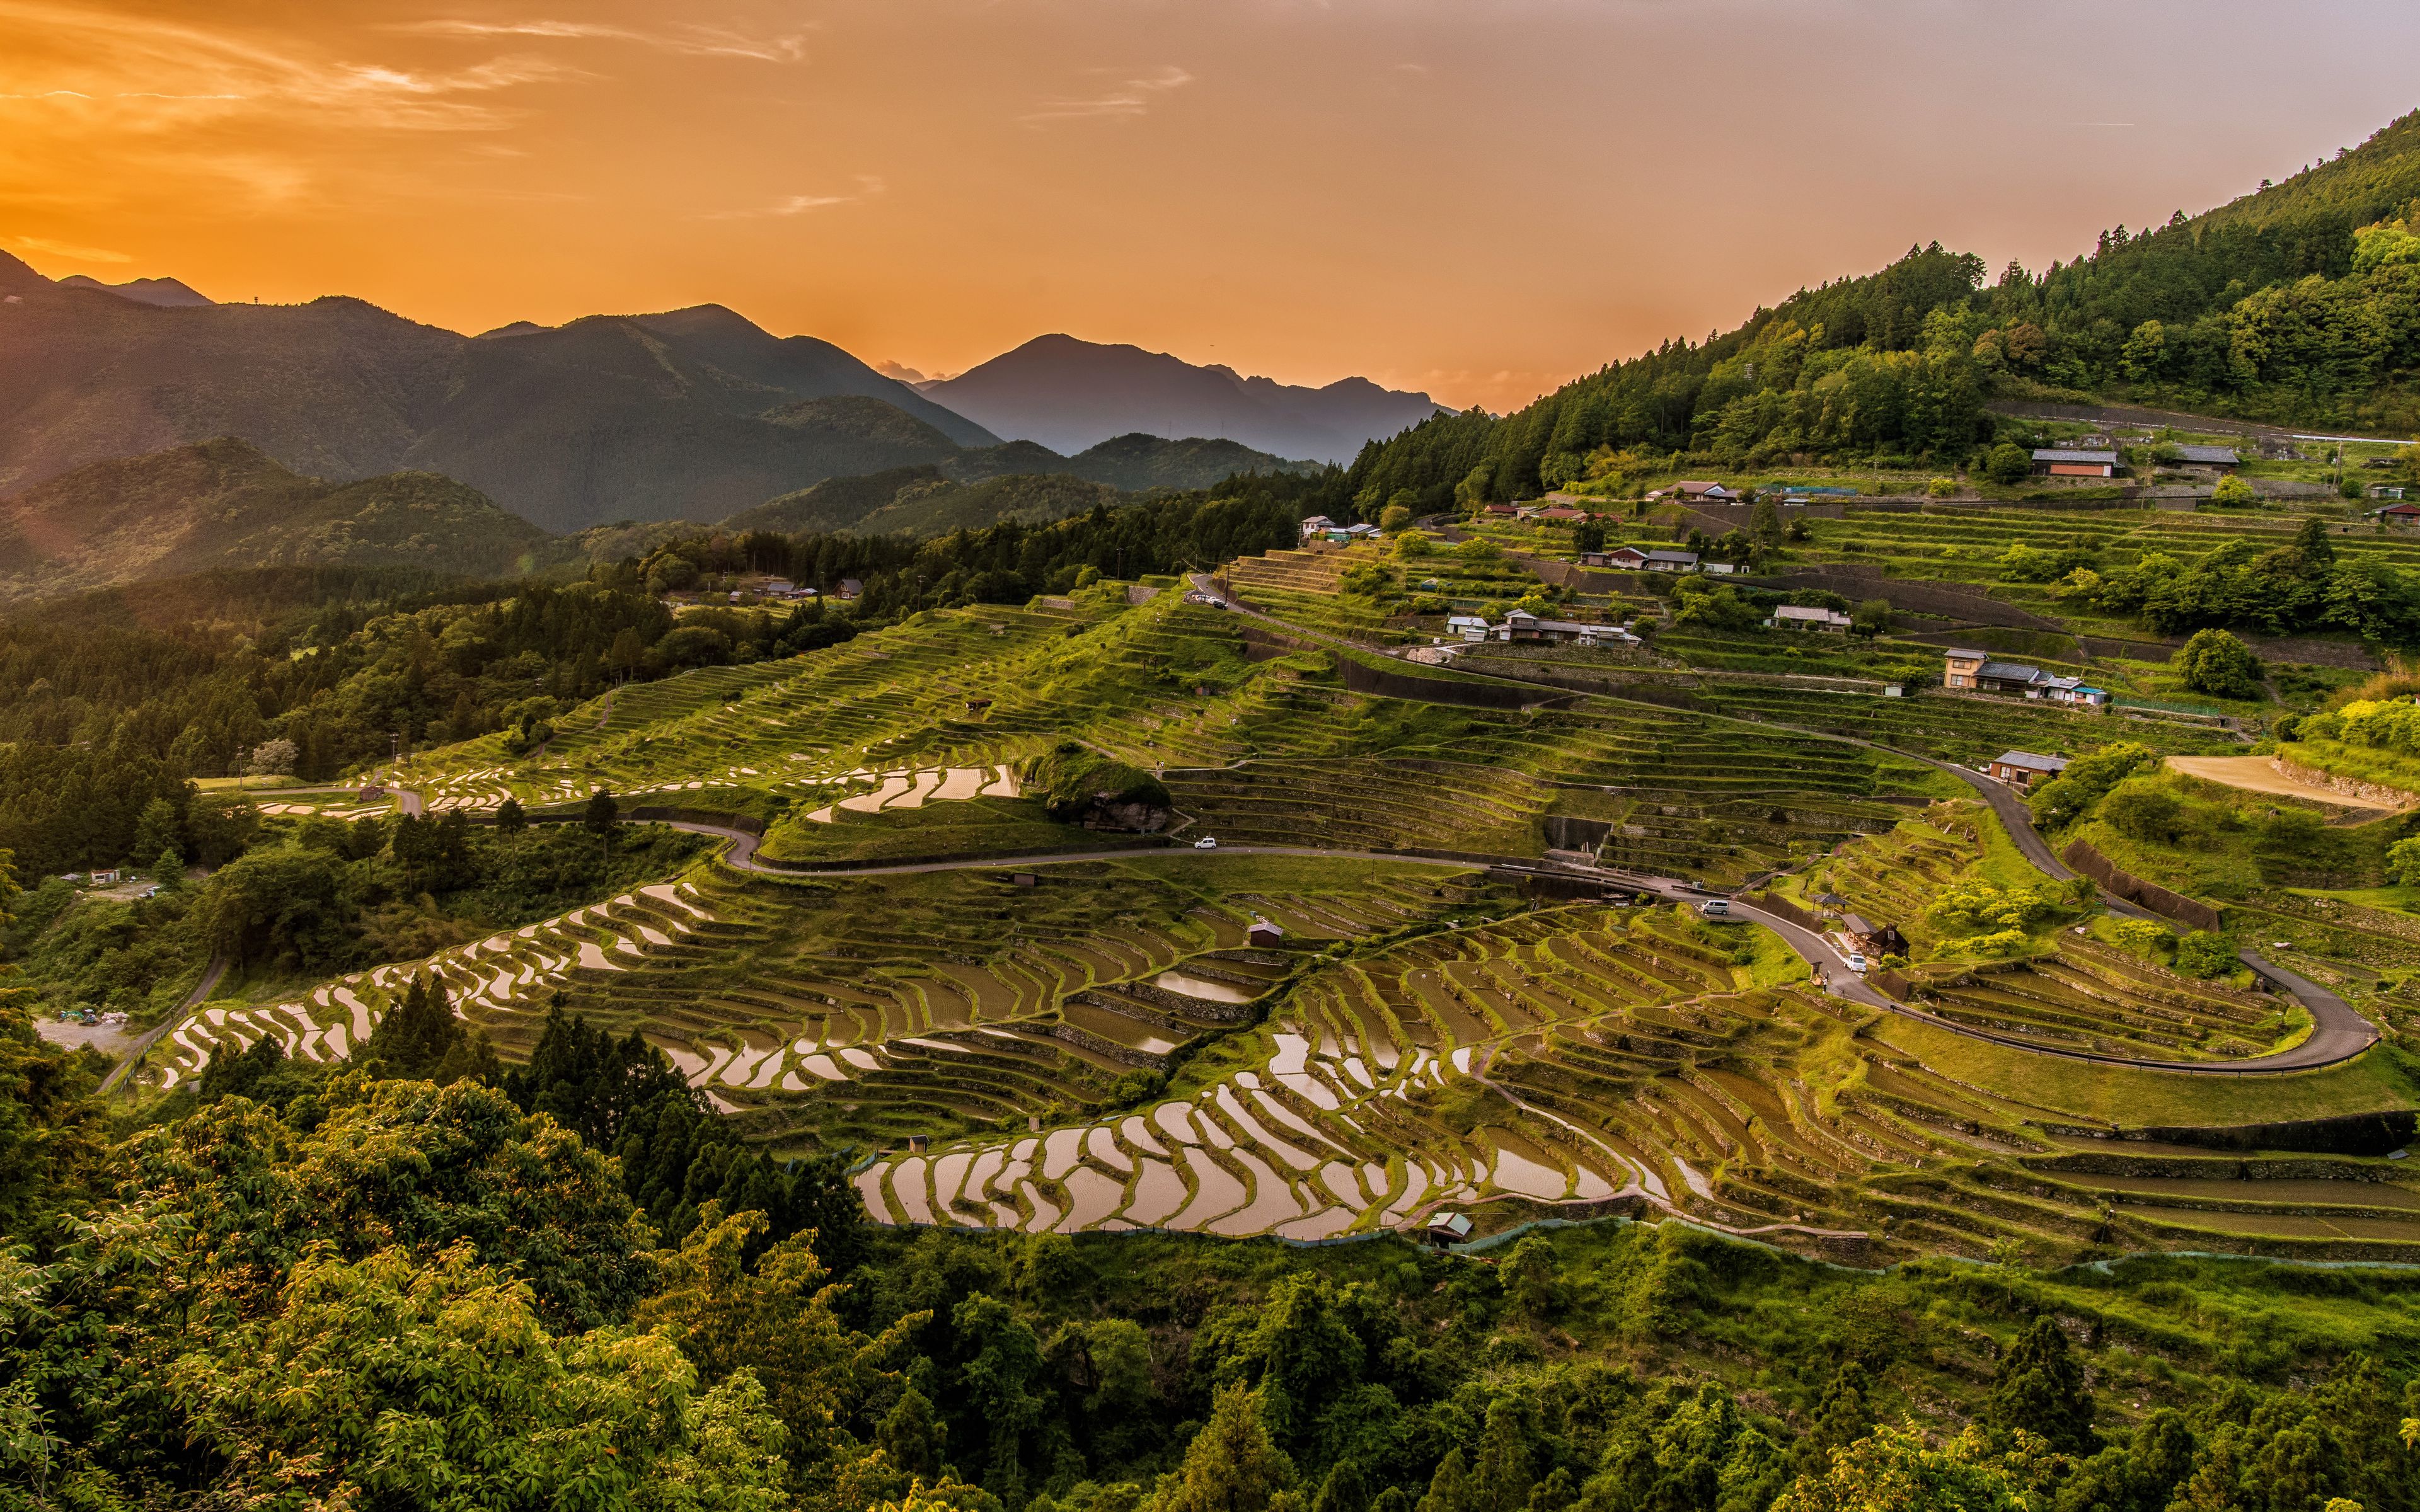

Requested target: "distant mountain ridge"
[
  {"left": 0, "top": 255, "right": 1357, "bottom": 536},
  {"left": 0, "top": 255, "right": 1001, "bottom": 533},
  {"left": 922, "top": 334, "right": 1446, "bottom": 464},
  {"left": 55, "top": 274, "right": 214, "bottom": 307},
  {"left": 0, "top": 438, "right": 547, "bottom": 602}
]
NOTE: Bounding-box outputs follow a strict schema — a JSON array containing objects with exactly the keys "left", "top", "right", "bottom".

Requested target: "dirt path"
[{"left": 2167, "top": 754, "right": 2411, "bottom": 811}]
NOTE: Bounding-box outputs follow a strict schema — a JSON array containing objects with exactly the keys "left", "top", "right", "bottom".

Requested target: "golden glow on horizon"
[{"left": 3, "top": 0, "right": 2415, "bottom": 412}]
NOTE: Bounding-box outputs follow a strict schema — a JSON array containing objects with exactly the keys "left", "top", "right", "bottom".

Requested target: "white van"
[{"left": 1699, "top": 899, "right": 1731, "bottom": 919}]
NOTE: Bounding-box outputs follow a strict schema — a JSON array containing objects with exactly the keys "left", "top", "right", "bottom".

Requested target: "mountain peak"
[
  {"left": 57, "top": 274, "right": 213, "bottom": 307},
  {"left": 0, "top": 249, "right": 51, "bottom": 295},
  {"left": 925, "top": 335, "right": 1441, "bottom": 463}
]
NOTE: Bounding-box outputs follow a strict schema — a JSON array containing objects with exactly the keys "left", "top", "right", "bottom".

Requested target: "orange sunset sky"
[{"left": 4, "top": 0, "right": 2416, "bottom": 413}]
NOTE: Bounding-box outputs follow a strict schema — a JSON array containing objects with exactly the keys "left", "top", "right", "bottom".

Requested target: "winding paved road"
[{"left": 1903, "top": 749, "right": 2375, "bottom": 1070}]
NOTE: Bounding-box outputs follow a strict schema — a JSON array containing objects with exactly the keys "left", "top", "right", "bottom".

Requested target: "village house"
[
  {"left": 1986, "top": 750, "right": 2070, "bottom": 789},
  {"left": 1841, "top": 914, "right": 1910, "bottom": 959},
  {"left": 837, "top": 578, "right": 864, "bottom": 600},
  {"left": 2172, "top": 445, "right": 2240, "bottom": 471},
  {"left": 2032, "top": 448, "right": 2121, "bottom": 479},
  {"left": 1445, "top": 614, "right": 1490, "bottom": 642},
  {"left": 1536, "top": 505, "right": 1588, "bottom": 523},
  {"left": 1942, "top": 648, "right": 2060, "bottom": 696},
  {"left": 1426, "top": 1211, "right": 1474, "bottom": 1246},
  {"left": 1584, "top": 546, "right": 1649, "bottom": 570},
  {"left": 2039, "top": 676, "right": 2111, "bottom": 707},
  {"left": 1768, "top": 605, "right": 1852, "bottom": 633},
  {"left": 1247, "top": 918, "right": 1286, "bottom": 948},
  {"left": 1644, "top": 549, "right": 1700, "bottom": 573},
  {"left": 1299, "top": 515, "right": 1335, "bottom": 540},
  {"left": 1494, "top": 609, "right": 1595, "bottom": 646}
]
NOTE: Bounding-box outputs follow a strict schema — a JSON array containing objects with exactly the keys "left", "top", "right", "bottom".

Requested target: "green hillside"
[
  {"left": 723, "top": 437, "right": 1314, "bottom": 538},
  {"left": 726, "top": 469, "right": 1124, "bottom": 537},
  {"left": 1349, "top": 107, "right": 2420, "bottom": 510},
  {"left": 0, "top": 437, "right": 548, "bottom": 602}
]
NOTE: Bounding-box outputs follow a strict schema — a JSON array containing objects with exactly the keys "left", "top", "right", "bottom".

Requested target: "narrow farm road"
[{"left": 101, "top": 954, "right": 228, "bottom": 1095}]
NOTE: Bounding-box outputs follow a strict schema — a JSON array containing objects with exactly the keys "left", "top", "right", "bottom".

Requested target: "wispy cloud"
[
  {"left": 5, "top": 233, "right": 129, "bottom": 263},
  {"left": 0, "top": 2, "right": 583, "bottom": 133},
  {"left": 706, "top": 175, "right": 886, "bottom": 219},
  {"left": 1022, "top": 65, "right": 1192, "bottom": 125},
  {"left": 0, "top": 89, "right": 247, "bottom": 100},
  {"left": 389, "top": 19, "right": 810, "bottom": 64},
  {"left": 0, "top": 0, "right": 606, "bottom": 213}
]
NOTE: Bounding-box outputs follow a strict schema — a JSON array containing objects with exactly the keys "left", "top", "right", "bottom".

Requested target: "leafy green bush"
[
  {"left": 1025, "top": 743, "right": 1172, "bottom": 822},
  {"left": 2387, "top": 833, "right": 2420, "bottom": 885},
  {"left": 2174, "top": 930, "right": 2239, "bottom": 977},
  {"left": 1925, "top": 879, "right": 2066, "bottom": 937},
  {"left": 2104, "top": 917, "right": 2167, "bottom": 955},
  {"left": 2029, "top": 742, "right": 2158, "bottom": 830},
  {"left": 2100, "top": 777, "right": 2185, "bottom": 844},
  {"left": 2174, "top": 629, "right": 2264, "bottom": 700}
]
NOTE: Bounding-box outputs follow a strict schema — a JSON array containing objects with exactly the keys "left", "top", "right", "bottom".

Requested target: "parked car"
[
  {"left": 1845, "top": 951, "right": 1867, "bottom": 972},
  {"left": 1194, "top": 837, "right": 1219, "bottom": 849},
  {"left": 1698, "top": 900, "right": 1730, "bottom": 918}
]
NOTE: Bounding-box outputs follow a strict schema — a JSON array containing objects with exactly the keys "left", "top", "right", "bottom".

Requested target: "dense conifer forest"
[{"left": 1343, "top": 111, "right": 2420, "bottom": 510}]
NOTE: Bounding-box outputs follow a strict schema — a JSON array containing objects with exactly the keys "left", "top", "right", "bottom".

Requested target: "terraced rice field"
[
  {"left": 855, "top": 903, "right": 1770, "bottom": 1240},
  {"left": 1908, "top": 941, "right": 2298, "bottom": 1061},
  {"left": 260, "top": 563, "right": 2420, "bottom": 1268},
  {"left": 388, "top": 596, "right": 1323, "bottom": 812},
  {"left": 855, "top": 894, "right": 2420, "bottom": 1263},
  {"left": 254, "top": 796, "right": 393, "bottom": 820},
  {"left": 1773, "top": 803, "right": 2302, "bottom": 1062},
  {"left": 151, "top": 855, "right": 1504, "bottom": 1145},
  {"left": 1222, "top": 548, "right": 1425, "bottom": 645}
]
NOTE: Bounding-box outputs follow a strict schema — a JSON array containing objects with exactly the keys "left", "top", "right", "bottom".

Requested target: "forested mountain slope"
[
  {"left": 0, "top": 438, "right": 548, "bottom": 602},
  {"left": 721, "top": 437, "right": 1312, "bottom": 537},
  {"left": 1347, "top": 106, "right": 2420, "bottom": 510}
]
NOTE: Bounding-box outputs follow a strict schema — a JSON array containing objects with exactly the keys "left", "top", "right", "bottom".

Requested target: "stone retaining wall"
[
  {"left": 2060, "top": 838, "right": 2225, "bottom": 931},
  {"left": 2274, "top": 757, "right": 2420, "bottom": 808}
]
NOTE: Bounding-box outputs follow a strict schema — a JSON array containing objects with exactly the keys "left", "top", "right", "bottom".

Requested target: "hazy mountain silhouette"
[
  {"left": 923, "top": 333, "right": 1445, "bottom": 463},
  {"left": 0, "top": 254, "right": 1002, "bottom": 532},
  {"left": 55, "top": 274, "right": 214, "bottom": 307}
]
